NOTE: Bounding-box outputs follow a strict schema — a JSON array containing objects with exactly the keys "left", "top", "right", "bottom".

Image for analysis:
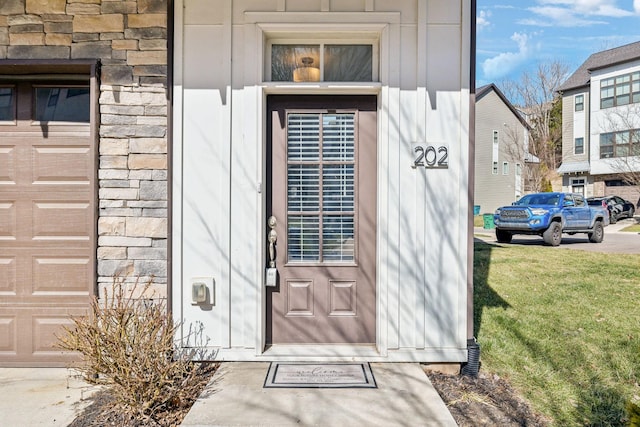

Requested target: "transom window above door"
[{"left": 267, "top": 40, "right": 378, "bottom": 83}]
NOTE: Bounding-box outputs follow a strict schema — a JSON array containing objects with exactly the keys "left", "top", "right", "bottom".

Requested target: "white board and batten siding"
[{"left": 172, "top": 0, "right": 473, "bottom": 362}]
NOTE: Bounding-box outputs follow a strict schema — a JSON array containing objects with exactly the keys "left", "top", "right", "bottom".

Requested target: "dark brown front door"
[{"left": 267, "top": 95, "right": 377, "bottom": 345}]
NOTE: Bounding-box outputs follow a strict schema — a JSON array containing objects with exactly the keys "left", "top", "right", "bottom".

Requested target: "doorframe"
[
  {"left": 258, "top": 88, "right": 385, "bottom": 357},
  {"left": 264, "top": 95, "right": 378, "bottom": 346},
  {"left": 245, "top": 16, "right": 398, "bottom": 358}
]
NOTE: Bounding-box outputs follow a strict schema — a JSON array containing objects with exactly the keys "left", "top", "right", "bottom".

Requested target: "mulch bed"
[
  {"left": 69, "top": 363, "right": 218, "bottom": 427},
  {"left": 426, "top": 370, "right": 550, "bottom": 426}
]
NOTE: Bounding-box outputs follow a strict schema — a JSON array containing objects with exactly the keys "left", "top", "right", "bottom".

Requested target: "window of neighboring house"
[
  {"left": 599, "top": 129, "right": 640, "bottom": 158},
  {"left": 502, "top": 161, "right": 509, "bottom": 175},
  {"left": 571, "top": 178, "right": 585, "bottom": 195},
  {"left": 600, "top": 72, "right": 640, "bottom": 109},
  {"left": 575, "top": 137, "right": 584, "bottom": 154},
  {"left": 516, "top": 163, "right": 522, "bottom": 176},
  {"left": 492, "top": 130, "right": 499, "bottom": 174},
  {"left": 575, "top": 94, "right": 584, "bottom": 111}
]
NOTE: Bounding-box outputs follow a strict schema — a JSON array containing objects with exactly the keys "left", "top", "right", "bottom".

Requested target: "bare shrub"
[{"left": 58, "top": 278, "right": 216, "bottom": 426}]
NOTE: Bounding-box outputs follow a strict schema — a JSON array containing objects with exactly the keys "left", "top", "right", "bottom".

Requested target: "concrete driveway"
[
  {"left": 0, "top": 368, "right": 98, "bottom": 427},
  {"left": 475, "top": 217, "right": 640, "bottom": 254}
]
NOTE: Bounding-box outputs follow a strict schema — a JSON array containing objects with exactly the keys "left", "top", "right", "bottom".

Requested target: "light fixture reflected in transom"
[{"left": 293, "top": 57, "right": 320, "bottom": 82}]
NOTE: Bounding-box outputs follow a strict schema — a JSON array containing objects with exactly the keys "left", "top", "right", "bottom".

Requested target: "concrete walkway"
[
  {"left": 180, "top": 362, "right": 456, "bottom": 427},
  {"left": 0, "top": 363, "right": 455, "bottom": 427},
  {"left": 0, "top": 368, "right": 98, "bottom": 427}
]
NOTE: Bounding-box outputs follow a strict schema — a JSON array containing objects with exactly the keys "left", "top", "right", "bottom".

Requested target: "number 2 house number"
[{"left": 412, "top": 145, "right": 448, "bottom": 168}]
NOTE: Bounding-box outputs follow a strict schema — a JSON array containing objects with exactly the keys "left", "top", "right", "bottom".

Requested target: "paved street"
[{"left": 475, "top": 217, "right": 640, "bottom": 254}]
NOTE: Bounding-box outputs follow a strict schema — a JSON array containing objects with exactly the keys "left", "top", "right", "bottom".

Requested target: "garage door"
[
  {"left": 604, "top": 181, "right": 639, "bottom": 201},
  {"left": 0, "top": 80, "right": 96, "bottom": 366}
]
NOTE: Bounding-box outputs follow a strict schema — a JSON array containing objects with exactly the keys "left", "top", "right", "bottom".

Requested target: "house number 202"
[{"left": 412, "top": 145, "right": 448, "bottom": 168}]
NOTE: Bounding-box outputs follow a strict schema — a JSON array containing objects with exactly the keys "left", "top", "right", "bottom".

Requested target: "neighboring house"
[
  {"left": 557, "top": 41, "right": 640, "bottom": 201},
  {"left": 1, "top": 0, "right": 476, "bottom": 367},
  {"left": 475, "top": 84, "right": 531, "bottom": 214}
]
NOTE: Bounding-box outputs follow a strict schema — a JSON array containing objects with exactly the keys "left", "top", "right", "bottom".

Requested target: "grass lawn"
[
  {"left": 474, "top": 214, "right": 493, "bottom": 228},
  {"left": 474, "top": 241, "right": 640, "bottom": 426},
  {"left": 621, "top": 224, "right": 640, "bottom": 232}
]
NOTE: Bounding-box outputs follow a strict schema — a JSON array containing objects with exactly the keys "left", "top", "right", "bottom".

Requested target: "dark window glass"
[
  {"left": 0, "top": 87, "right": 15, "bottom": 121},
  {"left": 600, "top": 72, "right": 640, "bottom": 109},
  {"left": 324, "top": 45, "right": 372, "bottom": 82},
  {"left": 35, "top": 86, "right": 90, "bottom": 122},
  {"left": 617, "top": 94, "right": 630, "bottom": 105},
  {"left": 575, "top": 137, "right": 584, "bottom": 154},
  {"left": 575, "top": 94, "right": 584, "bottom": 112},
  {"left": 601, "top": 97, "right": 614, "bottom": 109},
  {"left": 270, "top": 44, "right": 375, "bottom": 82},
  {"left": 599, "top": 130, "right": 640, "bottom": 159},
  {"left": 271, "top": 45, "right": 320, "bottom": 82},
  {"left": 600, "top": 133, "right": 614, "bottom": 159}
]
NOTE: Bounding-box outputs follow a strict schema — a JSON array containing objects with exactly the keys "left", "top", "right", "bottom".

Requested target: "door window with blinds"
[{"left": 286, "top": 112, "right": 356, "bottom": 263}]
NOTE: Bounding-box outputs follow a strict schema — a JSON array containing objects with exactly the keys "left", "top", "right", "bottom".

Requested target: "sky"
[{"left": 476, "top": 0, "right": 640, "bottom": 87}]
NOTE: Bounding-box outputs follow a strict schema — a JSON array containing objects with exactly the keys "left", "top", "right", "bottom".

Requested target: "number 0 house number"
[{"left": 412, "top": 145, "right": 449, "bottom": 168}]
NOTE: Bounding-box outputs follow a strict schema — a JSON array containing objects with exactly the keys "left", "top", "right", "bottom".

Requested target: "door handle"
[{"left": 268, "top": 215, "right": 277, "bottom": 268}]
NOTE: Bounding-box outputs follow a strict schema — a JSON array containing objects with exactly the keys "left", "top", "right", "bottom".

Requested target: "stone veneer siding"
[{"left": 0, "top": 0, "right": 169, "bottom": 296}]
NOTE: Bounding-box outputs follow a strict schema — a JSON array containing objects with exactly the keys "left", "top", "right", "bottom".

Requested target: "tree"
[{"left": 499, "top": 61, "right": 569, "bottom": 192}]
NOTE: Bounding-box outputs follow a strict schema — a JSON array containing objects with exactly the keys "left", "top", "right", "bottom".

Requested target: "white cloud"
[
  {"left": 477, "top": 10, "right": 492, "bottom": 31},
  {"left": 481, "top": 32, "right": 532, "bottom": 80},
  {"left": 524, "top": 6, "right": 609, "bottom": 26},
  {"left": 528, "top": 0, "right": 635, "bottom": 27},
  {"left": 572, "top": 0, "right": 633, "bottom": 17}
]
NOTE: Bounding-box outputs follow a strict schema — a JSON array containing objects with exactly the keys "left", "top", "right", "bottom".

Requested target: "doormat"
[{"left": 264, "top": 362, "right": 377, "bottom": 388}]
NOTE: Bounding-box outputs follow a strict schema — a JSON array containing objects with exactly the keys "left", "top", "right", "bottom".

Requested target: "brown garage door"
[
  {"left": 604, "top": 180, "right": 640, "bottom": 201},
  {"left": 0, "top": 80, "right": 96, "bottom": 366}
]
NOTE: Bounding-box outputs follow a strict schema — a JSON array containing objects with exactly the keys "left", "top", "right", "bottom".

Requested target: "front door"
[{"left": 267, "top": 95, "right": 377, "bottom": 345}]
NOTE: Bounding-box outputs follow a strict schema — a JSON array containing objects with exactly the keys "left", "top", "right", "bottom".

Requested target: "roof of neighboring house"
[
  {"left": 476, "top": 83, "right": 532, "bottom": 131},
  {"left": 557, "top": 161, "right": 591, "bottom": 174},
  {"left": 525, "top": 152, "right": 540, "bottom": 164},
  {"left": 558, "top": 41, "right": 640, "bottom": 93}
]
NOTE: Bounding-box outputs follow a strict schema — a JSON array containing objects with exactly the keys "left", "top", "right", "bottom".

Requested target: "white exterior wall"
[
  {"left": 574, "top": 96, "right": 586, "bottom": 141},
  {"left": 590, "top": 60, "right": 640, "bottom": 176},
  {"left": 560, "top": 89, "right": 593, "bottom": 194},
  {"left": 172, "top": 0, "right": 472, "bottom": 362}
]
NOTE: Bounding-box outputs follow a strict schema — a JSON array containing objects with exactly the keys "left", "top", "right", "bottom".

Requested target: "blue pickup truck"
[{"left": 493, "top": 192, "right": 609, "bottom": 246}]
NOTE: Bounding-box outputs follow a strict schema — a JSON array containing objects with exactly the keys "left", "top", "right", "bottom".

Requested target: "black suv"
[{"left": 587, "top": 195, "right": 635, "bottom": 224}]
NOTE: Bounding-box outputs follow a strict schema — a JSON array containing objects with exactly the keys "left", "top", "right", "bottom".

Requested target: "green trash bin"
[{"left": 483, "top": 213, "right": 495, "bottom": 229}]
